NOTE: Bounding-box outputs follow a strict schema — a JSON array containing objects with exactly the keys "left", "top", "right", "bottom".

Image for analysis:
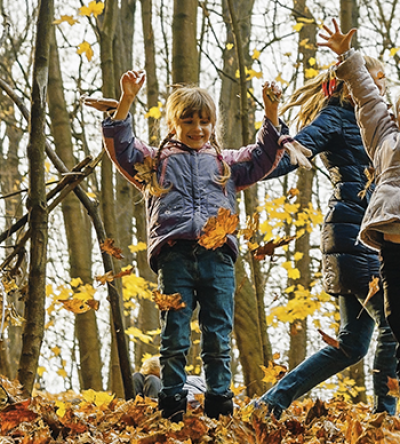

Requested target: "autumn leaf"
[
  {"left": 287, "top": 188, "right": 299, "bottom": 199},
  {"left": 260, "top": 355, "right": 287, "bottom": 384},
  {"left": 114, "top": 267, "right": 134, "bottom": 279},
  {"left": 145, "top": 102, "right": 163, "bottom": 119},
  {"left": 152, "top": 290, "right": 186, "bottom": 311},
  {"left": 318, "top": 328, "right": 340, "bottom": 349},
  {"left": 57, "top": 298, "right": 99, "bottom": 314},
  {"left": 293, "top": 22, "right": 304, "bottom": 32},
  {"left": 79, "top": 1, "right": 105, "bottom": 18},
  {"left": 76, "top": 41, "right": 94, "bottom": 61},
  {"left": 199, "top": 208, "right": 239, "bottom": 250},
  {"left": 357, "top": 276, "right": 380, "bottom": 318},
  {"left": 53, "top": 15, "right": 78, "bottom": 25},
  {"left": 387, "top": 377, "right": 399, "bottom": 398},
  {"left": 389, "top": 47, "right": 400, "bottom": 57},
  {"left": 0, "top": 399, "right": 37, "bottom": 434},
  {"left": 253, "top": 235, "right": 296, "bottom": 261},
  {"left": 100, "top": 238, "right": 124, "bottom": 260}
]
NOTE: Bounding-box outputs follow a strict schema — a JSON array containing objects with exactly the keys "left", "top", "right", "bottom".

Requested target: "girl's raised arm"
[{"left": 112, "top": 70, "right": 146, "bottom": 121}]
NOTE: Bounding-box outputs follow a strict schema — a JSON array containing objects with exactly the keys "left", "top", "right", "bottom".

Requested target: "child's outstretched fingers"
[
  {"left": 120, "top": 70, "right": 146, "bottom": 98},
  {"left": 318, "top": 18, "right": 357, "bottom": 56}
]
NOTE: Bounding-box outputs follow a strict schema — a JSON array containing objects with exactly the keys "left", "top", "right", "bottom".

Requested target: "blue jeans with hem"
[
  {"left": 157, "top": 241, "right": 235, "bottom": 398},
  {"left": 259, "top": 290, "right": 397, "bottom": 415}
]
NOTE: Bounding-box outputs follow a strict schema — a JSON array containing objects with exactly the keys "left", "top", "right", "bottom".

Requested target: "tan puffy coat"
[{"left": 336, "top": 51, "right": 400, "bottom": 250}]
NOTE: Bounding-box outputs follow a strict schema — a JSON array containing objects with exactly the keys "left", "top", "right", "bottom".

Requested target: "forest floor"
[{"left": 0, "top": 376, "right": 399, "bottom": 443}]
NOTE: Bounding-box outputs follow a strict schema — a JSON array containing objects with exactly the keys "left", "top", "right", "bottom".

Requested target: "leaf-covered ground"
[{"left": 1, "top": 376, "right": 400, "bottom": 443}]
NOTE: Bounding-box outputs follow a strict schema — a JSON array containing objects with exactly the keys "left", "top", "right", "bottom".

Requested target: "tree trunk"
[
  {"left": 172, "top": 0, "right": 199, "bottom": 84},
  {"left": 48, "top": 26, "right": 103, "bottom": 391},
  {"left": 340, "top": 0, "right": 359, "bottom": 49},
  {"left": 17, "top": 0, "right": 53, "bottom": 396}
]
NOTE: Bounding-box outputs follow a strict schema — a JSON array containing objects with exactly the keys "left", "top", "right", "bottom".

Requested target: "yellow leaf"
[
  {"left": 145, "top": 102, "right": 163, "bottom": 119},
  {"left": 70, "top": 277, "right": 83, "bottom": 287},
  {"left": 51, "top": 346, "right": 61, "bottom": 357},
  {"left": 37, "top": 366, "right": 46, "bottom": 377},
  {"left": 389, "top": 47, "right": 400, "bottom": 57},
  {"left": 57, "top": 368, "right": 68, "bottom": 379},
  {"left": 252, "top": 48, "right": 261, "bottom": 60},
  {"left": 231, "top": 383, "right": 246, "bottom": 396},
  {"left": 128, "top": 242, "right": 147, "bottom": 253},
  {"left": 86, "top": 191, "right": 96, "bottom": 198},
  {"left": 293, "top": 252, "right": 304, "bottom": 261},
  {"left": 53, "top": 15, "right": 78, "bottom": 25},
  {"left": 305, "top": 67, "right": 319, "bottom": 79},
  {"left": 254, "top": 121, "right": 262, "bottom": 130},
  {"left": 275, "top": 72, "right": 289, "bottom": 86},
  {"left": 55, "top": 400, "right": 66, "bottom": 418},
  {"left": 79, "top": 1, "right": 105, "bottom": 18},
  {"left": 297, "top": 17, "right": 314, "bottom": 24},
  {"left": 308, "top": 57, "right": 316, "bottom": 66},
  {"left": 77, "top": 41, "right": 94, "bottom": 62},
  {"left": 261, "top": 360, "right": 287, "bottom": 384},
  {"left": 94, "top": 391, "right": 114, "bottom": 407},
  {"left": 226, "top": 43, "right": 234, "bottom": 50},
  {"left": 125, "top": 326, "right": 154, "bottom": 344},
  {"left": 293, "top": 22, "right": 304, "bottom": 32}
]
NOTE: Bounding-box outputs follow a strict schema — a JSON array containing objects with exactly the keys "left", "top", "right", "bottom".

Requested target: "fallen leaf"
[
  {"left": 152, "top": 290, "right": 186, "bottom": 311},
  {"left": 100, "top": 238, "right": 124, "bottom": 260},
  {"left": 387, "top": 377, "right": 399, "bottom": 398},
  {"left": 253, "top": 235, "right": 296, "bottom": 260},
  {"left": 0, "top": 399, "right": 37, "bottom": 434}
]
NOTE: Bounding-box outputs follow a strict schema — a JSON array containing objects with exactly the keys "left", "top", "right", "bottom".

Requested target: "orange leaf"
[
  {"left": 387, "top": 377, "right": 399, "bottom": 398},
  {"left": 114, "top": 267, "right": 134, "bottom": 279},
  {"left": 100, "top": 238, "right": 124, "bottom": 260},
  {"left": 253, "top": 235, "right": 296, "bottom": 260},
  {"left": 0, "top": 399, "right": 38, "bottom": 434},
  {"left": 357, "top": 276, "right": 380, "bottom": 318},
  {"left": 318, "top": 328, "right": 340, "bottom": 349},
  {"left": 287, "top": 188, "right": 299, "bottom": 199},
  {"left": 152, "top": 290, "right": 186, "bottom": 311},
  {"left": 95, "top": 271, "right": 114, "bottom": 285},
  {"left": 260, "top": 359, "right": 287, "bottom": 384},
  {"left": 198, "top": 208, "right": 239, "bottom": 250},
  {"left": 58, "top": 299, "right": 98, "bottom": 314}
]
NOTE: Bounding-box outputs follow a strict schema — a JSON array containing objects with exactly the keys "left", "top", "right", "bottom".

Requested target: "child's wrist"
[{"left": 338, "top": 48, "right": 355, "bottom": 62}]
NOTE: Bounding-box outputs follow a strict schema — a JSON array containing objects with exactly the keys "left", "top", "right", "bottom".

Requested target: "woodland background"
[{"left": 0, "top": 0, "right": 400, "bottom": 408}]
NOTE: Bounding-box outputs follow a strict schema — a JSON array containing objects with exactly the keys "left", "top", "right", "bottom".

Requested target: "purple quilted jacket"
[{"left": 103, "top": 116, "right": 284, "bottom": 271}]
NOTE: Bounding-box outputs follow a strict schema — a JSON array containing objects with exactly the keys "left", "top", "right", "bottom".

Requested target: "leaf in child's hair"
[
  {"left": 260, "top": 358, "right": 287, "bottom": 384},
  {"left": 152, "top": 290, "right": 186, "bottom": 311},
  {"left": 53, "top": 15, "right": 78, "bottom": 26},
  {"left": 100, "top": 238, "right": 124, "bottom": 260},
  {"left": 198, "top": 208, "right": 239, "bottom": 250},
  {"left": 318, "top": 328, "right": 340, "bottom": 349},
  {"left": 357, "top": 276, "right": 380, "bottom": 319},
  {"left": 253, "top": 235, "right": 296, "bottom": 261},
  {"left": 77, "top": 41, "right": 94, "bottom": 62},
  {"left": 387, "top": 377, "right": 400, "bottom": 397}
]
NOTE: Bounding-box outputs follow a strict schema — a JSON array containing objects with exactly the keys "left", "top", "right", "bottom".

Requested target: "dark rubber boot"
[
  {"left": 158, "top": 390, "right": 188, "bottom": 422},
  {"left": 204, "top": 391, "right": 234, "bottom": 419}
]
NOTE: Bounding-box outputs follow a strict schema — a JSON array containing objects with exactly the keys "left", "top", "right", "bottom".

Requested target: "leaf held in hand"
[{"left": 152, "top": 290, "right": 186, "bottom": 311}]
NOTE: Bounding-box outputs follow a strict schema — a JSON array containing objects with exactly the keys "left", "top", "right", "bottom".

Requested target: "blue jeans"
[
  {"left": 259, "top": 290, "right": 397, "bottom": 415},
  {"left": 157, "top": 241, "right": 235, "bottom": 398}
]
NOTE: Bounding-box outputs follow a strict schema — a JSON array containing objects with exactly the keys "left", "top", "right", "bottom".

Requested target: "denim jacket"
[{"left": 102, "top": 115, "right": 284, "bottom": 271}]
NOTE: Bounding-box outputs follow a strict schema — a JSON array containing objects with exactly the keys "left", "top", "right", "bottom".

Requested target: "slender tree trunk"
[
  {"left": 17, "top": 0, "right": 53, "bottom": 396},
  {"left": 172, "top": 0, "right": 199, "bottom": 84},
  {"left": 48, "top": 26, "right": 103, "bottom": 390},
  {"left": 340, "top": 0, "right": 359, "bottom": 48}
]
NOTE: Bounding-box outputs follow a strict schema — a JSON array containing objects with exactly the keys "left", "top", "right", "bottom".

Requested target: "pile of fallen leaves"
[{"left": 1, "top": 376, "right": 400, "bottom": 443}]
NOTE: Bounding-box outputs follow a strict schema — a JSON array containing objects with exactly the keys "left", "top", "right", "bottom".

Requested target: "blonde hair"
[
  {"left": 140, "top": 356, "right": 161, "bottom": 377},
  {"left": 281, "top": 56, "right": 385, "bottom": 130},
  {"left": 147, "top": 86, "right": 231, "bottom": 196}
]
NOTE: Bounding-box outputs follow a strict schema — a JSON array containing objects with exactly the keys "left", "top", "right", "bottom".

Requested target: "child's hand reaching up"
[
  {"left": 120, "top": 70, "right": 146, "bottom": 99},
  {"left": 318, "top": 18, "right": 357, "bottom": 57},
  {"left": 263, "top": 81, "right": 281, "bottom": 127}
]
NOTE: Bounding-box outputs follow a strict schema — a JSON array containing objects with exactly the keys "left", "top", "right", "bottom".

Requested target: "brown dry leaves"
[
  {"left": 100, "top": 238, "right": 124, "bottom": 260},
  {"left": 57, "top": 298, "right": 100, "bottom": 314},
  {"left": 1, "top": 377, "right": 400, "bottom": 444},
  {"left": 253, "top": 235, "right": 296, "bottom": 261},
  {"left": 152, "top": 290, "right": 186, "bottom": 311},
  {"left": 199, "top": 208, "right": 239, "bottom": 250}
]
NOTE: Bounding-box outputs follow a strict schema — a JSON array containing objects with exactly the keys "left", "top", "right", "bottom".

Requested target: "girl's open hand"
[
  {"left": 120, "top": 70, "right": 146, "bottom": 98},
  {"left": 81, "top": 96, "right": 119, "bottom": 112},
  {"left": 318, "top": 18, "right": 357, "bottom": 56}
]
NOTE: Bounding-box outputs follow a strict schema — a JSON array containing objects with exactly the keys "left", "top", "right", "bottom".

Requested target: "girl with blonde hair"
[{"left": 252, "top": 51, "right": 397, "bottom": 418}]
